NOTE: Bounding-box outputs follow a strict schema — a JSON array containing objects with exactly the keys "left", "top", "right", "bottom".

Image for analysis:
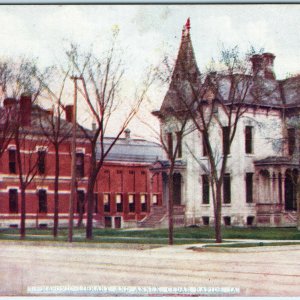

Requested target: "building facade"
[
  {"left": 0, "top": 95, "right": 164, "bottom": 229},
  {"left": 153, "top": 20, "right": 300, "bottom": 227}
]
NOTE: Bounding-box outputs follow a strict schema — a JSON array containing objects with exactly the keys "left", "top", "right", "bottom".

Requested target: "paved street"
[{"left": 1, "top": 242, "right": 300, "bottom": 296}]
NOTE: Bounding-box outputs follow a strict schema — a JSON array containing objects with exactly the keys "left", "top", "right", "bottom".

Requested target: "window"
[
  {"left": 222, "top": 126, "right": 230, "bottom": 155},
  {"left": 38, "top": 150, "right": 46, "bottom": 174},
  {"left": 202, "top": 216, "right": 209, "bottom": 226},
  {"left": 94, "top": 193, "right": 98, "bottom": 213},
  {"left": 176, "top": 131, "right": 182, "bottom": 158},
  {"left": 245, "top": 126, "right": 253, "bottom": 154},
  {"left": 152, "top": 194, "right": 158, "bottom": 205},
  {"left": 223, "top": 173, "right": 231, "bottom": 204},
  {"left": 9, "top": 189, "right": 18, "bottom": 213},
  {"left": 288, "top": 128, "right": 296, "bottom": 156},
  {"left": 202, "top": 175, "right": 209, "bottom": 204},
  {"left": 202, "top": 134, "right": 208, "bottom": 156},
  {"left": 9, "top": 149, "right": 16, "bottom": 174},
  {"left": 167, "top": 132, "right": 173, "bottom": 158},
  {"left": 104, "top": 216, "right": 112, "bottom": 228},
  {"left": 224, "top": 216, "right": 231, "bottom": 226},
  {"left": 247, "top": 216, "right": 255, "bottom": 226},
  {"left": 103, "top": 193, "right": 110, "bottom": 212},
  {"left": 116, "top": 194, "right": 123, "bottom": 212},
  {"left": 246, "top": 173, "right": 253, "bottom": 203},
  {"left": 76, "top": 190, "right": 85, "bottom": 214},
  {"left": 128, "top": 194, "right": 135, "bottom": 212},
  {"left": 38, "top": 190, "right": 47, "bottom": 213},
  {"left": 141, "top": 194, "right": 147, "bottom": 212},
  {"left": 76, "top": 153, "right": 84, "bottom": 177}
]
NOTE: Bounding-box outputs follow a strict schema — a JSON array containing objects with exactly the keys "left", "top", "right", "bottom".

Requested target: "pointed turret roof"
[
  {"left": 158, "top": 18, "right": 201, "bottom": 115},
  {"left": 171, "top": 18, "right": 200, "bottom": 83}
]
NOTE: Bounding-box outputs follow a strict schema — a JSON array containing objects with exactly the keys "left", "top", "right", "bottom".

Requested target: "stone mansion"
[{"left": 153, "top": 19, "right": 300, "bottom": 228}]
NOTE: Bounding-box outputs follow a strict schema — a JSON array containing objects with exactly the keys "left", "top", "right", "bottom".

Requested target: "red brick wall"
[{"left": 0, "top": 136, "right": 163, "bottom": 227}]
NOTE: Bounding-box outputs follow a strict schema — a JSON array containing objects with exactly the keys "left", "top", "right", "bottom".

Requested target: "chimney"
[
  {"left": 65, "top": 105, "right": 73, "bottom": 123},
  {"left": 124, "top": 128, "right": 131, "bottom": 139},
  {"left": 250, "top": 54, "right": 264, "bottom": 77},
  {"left": 46, "top": 109, "right": 54, "bottom": 116},
  {"left": 20, "top": 93, "right": 32, "bottom": 126},
  {"left": 250, "top": 53, "right": 276, "bottom": 80},
  {"left": 262, "top": 52, "right": 276, "bottom": 80},
  {"left": 4, "top": 97, "right": 17, "bottom": 109}
]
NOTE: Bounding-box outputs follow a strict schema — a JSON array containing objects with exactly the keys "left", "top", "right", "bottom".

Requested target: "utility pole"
[{"left": 68, "top": 76, "right": 81, "bottom": 243}]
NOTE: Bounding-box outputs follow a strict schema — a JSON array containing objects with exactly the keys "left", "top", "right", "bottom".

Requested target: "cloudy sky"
[{"left": 0, "top": 4, "right": 299, "bottom": 139}]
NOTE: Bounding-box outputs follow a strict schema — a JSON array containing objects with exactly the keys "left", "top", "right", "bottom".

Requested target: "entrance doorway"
[
  {"left": 115, "top": 217, "right": 121, "bottom": 229},
  {"left": 104, "top": 216, "right": 112, "bottom": 228}
]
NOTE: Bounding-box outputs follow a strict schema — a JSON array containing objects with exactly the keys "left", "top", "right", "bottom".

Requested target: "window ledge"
[
  {"left": 221, "top": 155, "right": 232, "bottom": 158},
  {"left": 222, "top": 204, "right": 232, "bottom": 207}
]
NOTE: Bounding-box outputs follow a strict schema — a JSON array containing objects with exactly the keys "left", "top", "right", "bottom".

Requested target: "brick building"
[{"left": 0, "top": 95, "right": 164, "bottom": 229}]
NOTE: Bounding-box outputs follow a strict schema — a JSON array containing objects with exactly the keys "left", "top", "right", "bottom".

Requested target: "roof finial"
[
  {"left": 182, "top": 18, "right": 191, "bottom": 38},
  {"left": 185, "top": 17, "right": 190, "bottom": 31}
]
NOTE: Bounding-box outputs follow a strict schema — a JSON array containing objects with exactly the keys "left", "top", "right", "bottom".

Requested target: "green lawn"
[{"left": 1, "top": 227, "right": 300, "bottom": 245}]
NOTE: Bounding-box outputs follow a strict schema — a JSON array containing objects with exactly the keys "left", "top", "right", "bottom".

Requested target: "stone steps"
[{"left": 138, "top": 206, "right": 167, "bottom": 228}]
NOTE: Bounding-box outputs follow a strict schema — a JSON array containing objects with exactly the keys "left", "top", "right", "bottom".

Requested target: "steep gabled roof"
[{"left": 279, "top": 75, "right": 300, "bottom": 107}]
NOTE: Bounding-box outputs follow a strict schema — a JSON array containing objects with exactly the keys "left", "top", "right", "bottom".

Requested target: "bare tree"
[
  {"left": 14, "top": 115, "right": 49, "bottom": 239},
  {"left": 179, "top": 47, "right": 261, "bottom": 243},
  {"left": 0, "top": 58, "right": 45, "bottom": 159},
  {"left": 36, "top": 69, "right": 73, "bottom": 237},
  {"left": 0, "top": 57, "right": 50, "bottom": 238},
  {"left": 66, "top": 34, "right": 154, "bottom": 239}
]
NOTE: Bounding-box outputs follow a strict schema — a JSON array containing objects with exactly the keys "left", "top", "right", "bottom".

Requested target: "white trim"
[
  {"left": 0, "top": 213, "right": 70, "bottom": 217},
  {"left": 0, "top": 189, "right": 71, "bottom": 194},
  {"left": 5, "top": 186, "right": 20, "bottom": 192},
  {"left": 36, "top": 145, "right": 48, "bottom": 152},
  {"left": 1, "top": 174, "right": 88, "bottom": 181},
  {"left": 76, "top": 147, "right": 86, "bottom": 154},
  {"left": 7, "top": 144, "right": 16, "bottom": 150},
  {"left": 36, "top": 186, "right": 49, "bottom": 191}
]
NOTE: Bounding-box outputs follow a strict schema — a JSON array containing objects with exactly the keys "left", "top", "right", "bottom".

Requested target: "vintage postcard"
[{"left": 0, "top": 2, "right": 299, "bottom": 297}]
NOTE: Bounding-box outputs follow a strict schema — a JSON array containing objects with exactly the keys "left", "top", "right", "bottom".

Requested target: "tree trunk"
[
  {"left": 53, "top": 146, "right": 59, "bottom": 238},
  {"left": 214, "top": 183, "right": 222, "bottom": 243},
  {"left": 168, "top": 173, "right": 174, "bottom": 245},
  {"left": 20, "top": 185, "right": 26, "bottom": 239},
  {"left": 77, "top": 198, "right": 84, "bottom": 228},
  {"left": 86, "top": 178, "right": 96, "bottom": 239},
  {"left": 297, "top": 182, "right": 300, "bottom": 230}
]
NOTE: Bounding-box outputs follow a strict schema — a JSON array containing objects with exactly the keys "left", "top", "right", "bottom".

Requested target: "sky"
[{"left": 0, "top": 4, "right": 300, "bottom": 139}]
